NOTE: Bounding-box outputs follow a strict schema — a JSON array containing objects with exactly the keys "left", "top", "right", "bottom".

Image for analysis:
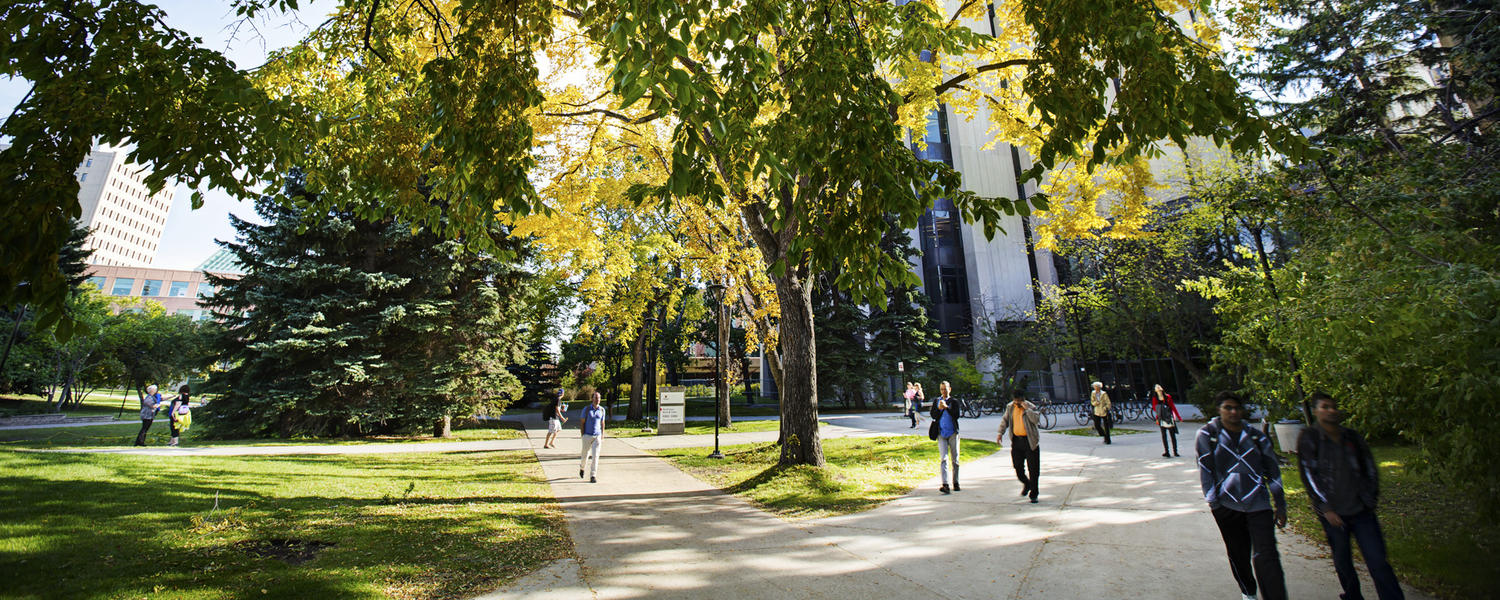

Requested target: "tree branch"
[
  {"left": 364, "top": 0, "right": 391, "bottom": 64},
  {"left": 923, "top": 58, "right": 1031, "bottom": 100}
]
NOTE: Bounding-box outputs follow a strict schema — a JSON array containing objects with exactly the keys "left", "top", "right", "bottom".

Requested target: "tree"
[
  {"left": 1, "top": 220, "right": 95, "bottom": 387},
  {"left": 204, "top": 179, "right": 543, "bottom": 437},
  {"left": 8, "top": 0, "right": 1301, "bottom": 466}
]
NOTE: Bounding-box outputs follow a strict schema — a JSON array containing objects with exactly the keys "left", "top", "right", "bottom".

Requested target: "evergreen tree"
[
  {"left": 867, "top": 219, "right": 943, "bottom": 396},
  {"left": 204, "top": 178, "right": 540, "bottom": 437}
]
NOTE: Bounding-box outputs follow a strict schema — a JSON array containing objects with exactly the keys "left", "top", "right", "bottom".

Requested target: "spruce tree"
[{"left": 204, "top": 179, "right": 539, "bottom": 437}]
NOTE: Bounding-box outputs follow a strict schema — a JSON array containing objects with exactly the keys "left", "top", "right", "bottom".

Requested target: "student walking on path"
[
  {"left": 579, "top": 392, "right": 606, "bottom": 483},
  {"left": 1297, "top": 392, "right": 1405, "bottom": 600},
  {"left": 133, "top": 384, "right": 164, "bottom": 447},
  {"left": 167, "top": 385, "right": 191, "bottom": 447},
  {"left": 997, "top": 390, "right": 1042, "bottom": 503},
  {"left": 904, "top": 383, "right": 920, "bottom": 429},
  {"left": 1198, "top": 392, "right": 1288, "bottom": 600},
  {"left": 542, "top": 391, "right": 567, "bottom": 449},
  {"left": 931, "top": 382, "right": 962, "bottom": 494},
  {"left": 1153, "top": 384, "right": 1184, "bottom": 457},
  {"left": 1089, "top": 382, "right": 1112, "bottom": 445}
]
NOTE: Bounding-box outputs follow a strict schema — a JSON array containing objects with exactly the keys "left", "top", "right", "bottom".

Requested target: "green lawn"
[
  {"left": 1054, "top": 427, "right": 1152, "bottom": 437},
  {"left": 0, "top": 420, "right": 525, "bottom": 450},
  {"left": 1, "top": 390, "right": 228, "bottom": 418},
  {"left": 0, "top": 449, "right": 570, "bottom": 599},
  {"left": 654, "top": 435, "right": 1000, "bottom": 520},
  {"left": 1280, "top": 445, "right": 1499, "bottom": 599}
]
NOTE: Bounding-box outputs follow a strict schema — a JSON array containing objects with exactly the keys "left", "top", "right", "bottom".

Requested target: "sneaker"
[
  {"left": 580, "top": 469, "right": 585, "bottom": 478},
  {"left": 1241, "top": 595, "right": 1257, "bottom": 600},
  {"left": 1174, "top": 451, "right": 1181, "bottom": 457},
  {"left": 1020, "top": 487, "right": 1030, "bottom": 497},
  {"left": 953, "top": 482, "right": 961, "bottom": 492},
  {"left": 1163, "top": 452, "right": 1171, "bottom": 457},
  {"left": 939, "top": 484, "right": 951, "bottom": 494},
  {"left": 590, "top": 476, "right": 597, "bottom": 483},
  {"left": 1029, "top": 497, "right": 1038, "bottom": 504}
]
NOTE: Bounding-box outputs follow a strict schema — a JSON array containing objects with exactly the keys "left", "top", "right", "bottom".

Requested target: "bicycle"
[
  {"left": 1036, "top": 399, "right": 1057, "bottom": 430},
  {"left": 1073, "top": 402, "right": 1090, "bottom": 426},
  {"left": 961, "top": 397, "right": 983, "bottom": 419}
]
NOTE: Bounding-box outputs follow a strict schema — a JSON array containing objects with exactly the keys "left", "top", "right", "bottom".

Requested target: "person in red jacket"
[{"left": 1153, "top": 384, "right": 1184, "bottom": 457}]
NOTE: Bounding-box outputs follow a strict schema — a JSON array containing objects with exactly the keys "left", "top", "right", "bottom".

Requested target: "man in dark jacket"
[
  {"left": 1197, "top": 392, "right": 1287, "bottom": 600},
  {"left": 1297, "top": 392, "right": 1404, "bottom": 600},
  {"left": 931, "top": 381, "right": 963, "bottom": 494}
]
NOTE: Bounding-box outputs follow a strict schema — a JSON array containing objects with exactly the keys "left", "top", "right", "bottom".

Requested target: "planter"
[{"left": 1273, "top": 420, "right": 1306, "bottom": 454}]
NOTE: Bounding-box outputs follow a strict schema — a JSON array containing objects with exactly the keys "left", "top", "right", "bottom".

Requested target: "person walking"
[
  {"left": 1089, "top": 381, "right": 1112, "bottom": 445},
  {"left": 904, "top": 382, "right": 919, "bottom": 428},
  {"left": 167, "top": 384, "right": 192, "bottom": 447},
  {"left": 1153, "top": 384, "right": 1184, "bottom": 457},
  {"left": 930, "top": 381, "right": 962, "bottom": 494},
  {"left": 133, "top": 384, "right": 164, "bottom": 446},
  {"left": 996, "top": 389, "right": 1042, "bottom": 503},
  {"left": 1297, "top": 392, "right": 1404, "bottom": 600},
  {"left": 542, "top": 391, "right": 567, "bottom": 449},
  {"left": 1197, "top": 392, "right": 1288, "bottom": 600},
  {"left": 579, "top": 391, "right": 606, "bottom": 483}
]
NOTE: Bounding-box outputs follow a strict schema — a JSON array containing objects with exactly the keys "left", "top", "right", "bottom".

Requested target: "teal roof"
[{"left": 197, "top": 248, "right": 244, "bottom": 274}]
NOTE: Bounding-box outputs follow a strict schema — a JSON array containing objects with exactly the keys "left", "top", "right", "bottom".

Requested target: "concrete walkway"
[{"left": 486, "top": 414, "right": 1431, "bottom": 600}]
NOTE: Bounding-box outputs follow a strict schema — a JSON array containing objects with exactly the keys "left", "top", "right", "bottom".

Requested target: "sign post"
[{"left": 658, "top": 387, "right": 686, "bottom": 435}]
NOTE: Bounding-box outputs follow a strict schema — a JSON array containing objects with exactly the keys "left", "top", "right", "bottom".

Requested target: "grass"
[
  {"left": 0, "top": 420, "right": 526, "bottom": 450},
  {"left": 653, "top": 435, "right": 1000, "bottom": 520},
  {"left": 0, "top": 449, "right": 571, "bottom": 599},
  {"left": 0, "top": 390, "right": 225, "bottom": 418},
  {"left": 1279, "top": 444, "right": 1500, "bottom": 599},
  {"left": 1053, "top": 427, "right": 1152, "bottom": 437},
  {"left": 607, "top": 419, "right": 823, "bottom": 438}
]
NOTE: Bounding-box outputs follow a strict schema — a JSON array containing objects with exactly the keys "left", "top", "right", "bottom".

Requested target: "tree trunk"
[
  {"left": 628, "top": 330, "right": 646, "bottom": 421},
  {"left": 433, "top": 415, "right": 452, "bottom": 438},
  {"left": 717, "top": 292, "right": 732, "bottom": 427},
  {"left": 773, "top": 270, "right": 825, "bottom": 467}
]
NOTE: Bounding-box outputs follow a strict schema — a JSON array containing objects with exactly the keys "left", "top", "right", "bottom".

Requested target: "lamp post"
[
  {"left": 707, "top": 282, "right": 726, "bottom": 459},
  {"left": 643, "top": 315, "right": 659, "bottom": 431},
  {"left": 1061, "top": 290, "right": 1088, "bottom": 402}
]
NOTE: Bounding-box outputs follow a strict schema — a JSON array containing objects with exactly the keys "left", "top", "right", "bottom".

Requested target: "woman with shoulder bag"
[{"left": 1152, "top": 384, "right": 1183, "bottom": 457}]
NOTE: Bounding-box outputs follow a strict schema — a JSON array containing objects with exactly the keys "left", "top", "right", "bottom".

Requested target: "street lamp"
[
  {"left": 643, "top": 315, "right": 659, "bottom": 432},
  {"left": 1061, "top": 290, "right": 1088, "bottom": 401},
  {"left": 706, "top": 281, "right": 726, "bottom": 459}
]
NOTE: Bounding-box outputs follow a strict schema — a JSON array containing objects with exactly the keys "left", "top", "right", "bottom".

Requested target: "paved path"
[
  {"left": 25, "top": 438, "right": 535, "bottom": 456},
  {"left": 486, "top": 414, "right": 1431, "bottom": 600}
]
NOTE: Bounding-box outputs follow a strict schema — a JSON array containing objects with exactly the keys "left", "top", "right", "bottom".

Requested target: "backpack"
[{"left": 173, "top": 405, "right": 192, "bottom": 431}]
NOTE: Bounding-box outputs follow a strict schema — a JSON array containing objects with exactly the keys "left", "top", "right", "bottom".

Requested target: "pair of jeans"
[
  {"left": 1322, "top": 509, "right": 1404, "bottom": 600},
  {"left": 1091, "top": 414, "right": 1112, "bottom": 443},
  {"left": 937, "top": 434, "right": 960, "bottom": 485},
  {"left": 1211, "top": 506, "right": 1287, "bottom": 600},
  {"left": 134, "top": 419, "right": 153, "bottom": 446},
  {"left": 580, "top": 434, "right": 602, "bottom": 478},
  {"left": 909, "top": 408, "right": 918, "bottom": 428},
  {"left": 1161, "top": 425, "right": 1179, "bottom": 454},
  {"left": 1010, "top": 437, "right": 1039, "bottom": 498}
]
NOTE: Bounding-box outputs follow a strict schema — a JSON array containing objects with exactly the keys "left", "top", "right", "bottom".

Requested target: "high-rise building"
[{"left": 3, "top": 144, "right": 177, "bottom": 267}]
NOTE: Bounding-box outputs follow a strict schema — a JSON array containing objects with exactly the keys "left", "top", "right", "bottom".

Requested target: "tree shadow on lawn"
[{"left": 0, "top": 450, "right": 571, "bottom": 600}]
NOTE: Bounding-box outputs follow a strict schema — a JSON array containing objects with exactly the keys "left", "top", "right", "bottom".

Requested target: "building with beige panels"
[{"left": 2, "top": 143, "right": 177, "bottom": 267}]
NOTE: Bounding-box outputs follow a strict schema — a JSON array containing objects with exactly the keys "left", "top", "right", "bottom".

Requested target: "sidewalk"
[{"left": 487, "top": 416, "right": 1431, "bottom": 600}]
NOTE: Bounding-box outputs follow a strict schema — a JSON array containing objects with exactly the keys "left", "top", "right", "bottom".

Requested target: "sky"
[{"left": 0, "top": 1, "right": 334, "bottom": 270}]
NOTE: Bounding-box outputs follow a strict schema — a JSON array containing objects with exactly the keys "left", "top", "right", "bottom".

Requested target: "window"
[
  {"left": 197, "top": 284, "right": 215, "bottom": 299},
  {"left": 939, "top": 266, "right": 965, "bottom": 304},
  {"left": 176, "top": 309, "right": 198, "bottom": 319},
  {"left": 85, "top": 158, "right": 93, "bottom": 167},
  {"left": 79, "top": 172, "right": 87, "bottom": 182},
  {"left": 86, "top": 276, "right": 106, "bottom": 291},
  {"left": 140, "top": 279, "right": 162, "bottom": 296},
  {"left": 110, "top": 278, "right": 135, "bottom": 296},
  {"left": 168, "top": 281, "right": 189, "bottom": 297}
]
